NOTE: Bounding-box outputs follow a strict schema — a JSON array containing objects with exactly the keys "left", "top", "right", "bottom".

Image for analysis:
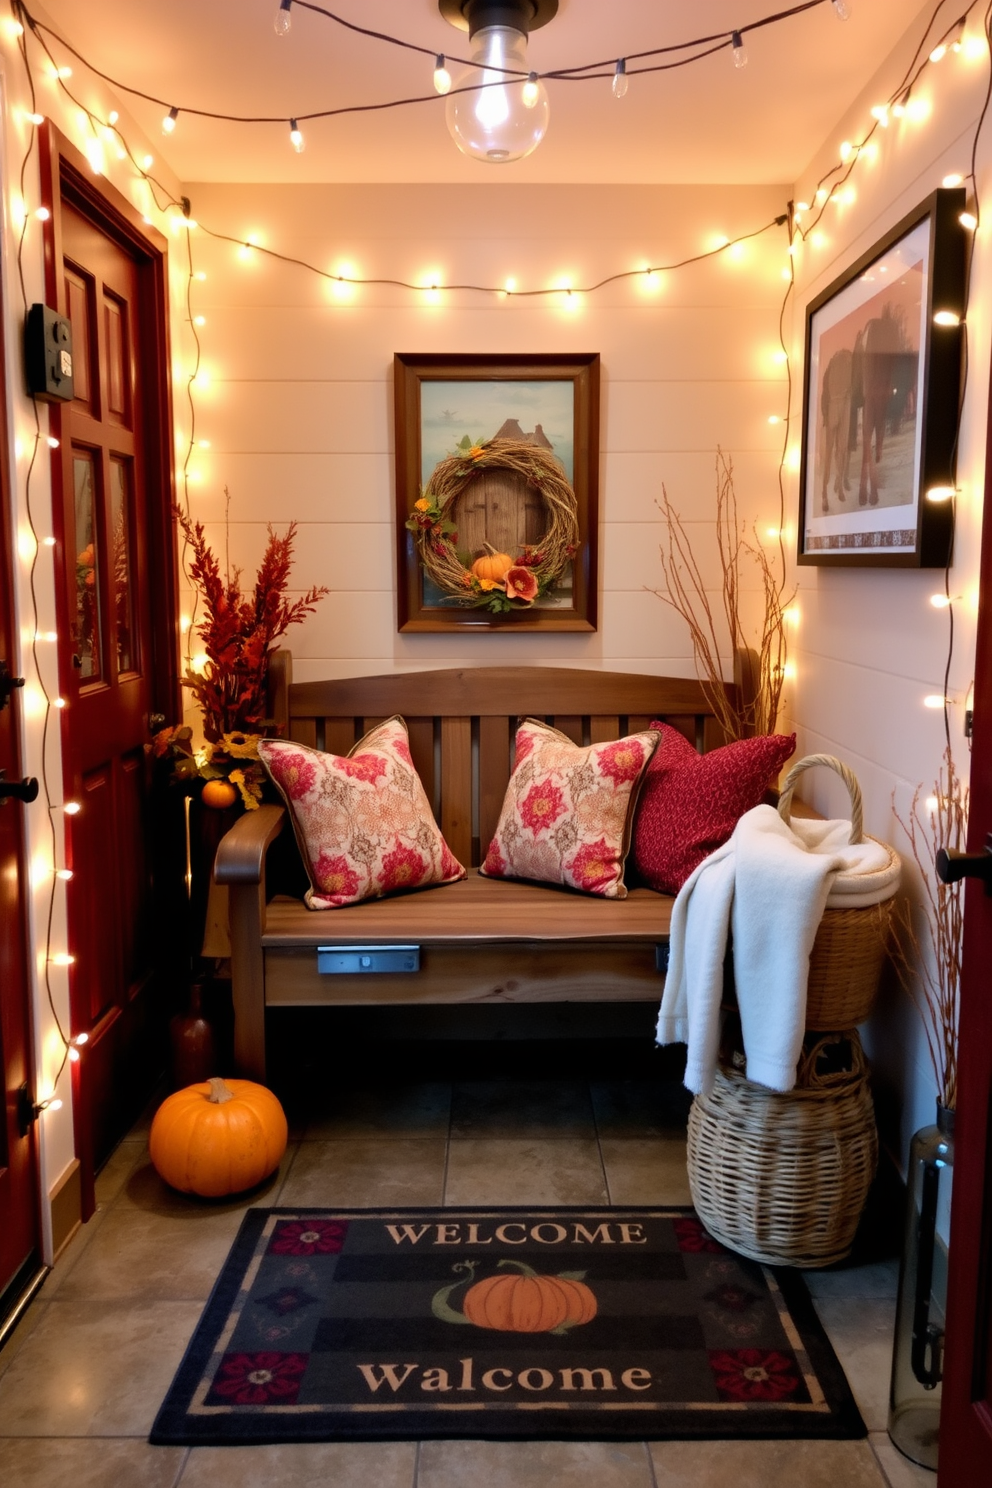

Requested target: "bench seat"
[{"left": 216, "top": 651, "right": 756, "bottom": 1079}]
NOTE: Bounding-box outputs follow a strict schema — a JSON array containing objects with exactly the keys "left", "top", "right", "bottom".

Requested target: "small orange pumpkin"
[
  {"left": 149, "top": 1076, "right": 288, "bottom": 1197},
  {"left": 470, "top": 545, "right": 514, "bottom": 584},
  {"left": 462, "top": 1260, "right": 597, "bottom": 1333},
  {"left": 201, "top": 778, "right": 238, "bottom": 810}
]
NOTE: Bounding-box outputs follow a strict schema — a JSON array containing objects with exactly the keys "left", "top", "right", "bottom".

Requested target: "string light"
[
  {"left": 274, "top": 0, "right": 292, "bottom": 36},
  {"left": 924, "top": 694, "right": 952, "bottom": 708},
  {"left": 289, "top": 117, "right": 305, "bottom": 152},
  {"left": 933, "top": 309, "right": 962, "bottom": 325},
  {"left": 522, "top": 72, "right": 540, "bottom": 108},
  {"left": 62, "top": 801, "right": 81, "bottom": 815},
  {"left": 942, "top": 172, "right": 964, "bottom": 187},
  {"left": 612, "top": 59, "right": 628, "bottom": 98},
  {"left": 433, "top": 55, "right": 452, "bottom": 95},
  {"left": 162, "top": 105, "right": 178, "bottom": 135},
  {"left": 731, "top": 30, "right": 748, "bottom": 68},
  {"left": 960, "top": 211, "right": 978, "bottom": 230},
  {"left": 929, "top": 42, "right": 948, "bottom": 62},
  {"left": 46, "top": 435, "right": 59, "bottom": 448},
  {"left": 926, "top": 485, "right": 958, "bottom": 502},
  {"left": 55, "top": 868, "right": 73, "bottom": 881},
  {"left": 832, "top": 0, "right": 851, "bottom": 16}
]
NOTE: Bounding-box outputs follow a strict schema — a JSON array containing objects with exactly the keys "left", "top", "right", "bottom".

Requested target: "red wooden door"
[
  {"left": 0, "top": 252, "right": 41, "bottom": 1309},
  {"left": 938, "top": 382, "right": 992, "bottom": 1478},
  {"left": 42, "top": 133, "right": 179, "bottom": 1213}
]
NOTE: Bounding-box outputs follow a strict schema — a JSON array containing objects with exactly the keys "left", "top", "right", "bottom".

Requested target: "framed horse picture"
[
  {"left": 394, "top": 352, "right": 599, "bottom": 631},
  {"left": 798, "top": 188, "right": 966, "bottom": 567}
]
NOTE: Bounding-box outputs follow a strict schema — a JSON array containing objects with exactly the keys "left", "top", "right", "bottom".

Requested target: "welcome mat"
[{"left": 150, "top": 1207, "right": 866, "bottom": 1445}]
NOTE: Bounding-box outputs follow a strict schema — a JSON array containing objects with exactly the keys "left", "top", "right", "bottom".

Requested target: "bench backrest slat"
[{"left": 271, "top": 655, "right": 749, "bottom": 869}]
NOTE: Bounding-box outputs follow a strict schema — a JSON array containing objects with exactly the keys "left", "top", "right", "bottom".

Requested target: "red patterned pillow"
[
  {"left": 480, "top": 720, "right": 659, "bottom": 899},
  {"left": 257, "top": 718, "right": 465, "bottom": 909},
  {"left": 631, "top": 724, "right": 796, "bottom": 894}
]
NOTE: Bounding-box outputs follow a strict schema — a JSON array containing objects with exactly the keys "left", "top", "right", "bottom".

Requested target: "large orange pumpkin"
[
  {"left": 470, "top": 546, "right": 514, "bottom": 584},
  {"left": 462, "top": 1261, "right": 597, "bottom": 1333},
  {"left": 149, "top": 1076, "right": 288, "bottom": 1197}
]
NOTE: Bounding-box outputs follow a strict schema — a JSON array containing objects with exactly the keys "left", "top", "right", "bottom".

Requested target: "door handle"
[
  {"left": 0, "top": 660, "right": 26, "bottom": 711},
  {"left": 936, "top": 835, "right": 992, "bottom": 893},
  {"left": 0, "top": 770, "right": 39, "bottom": 806}
]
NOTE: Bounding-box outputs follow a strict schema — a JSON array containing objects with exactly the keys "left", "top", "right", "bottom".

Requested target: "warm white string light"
[
  {"left": 612, "top": 58, "right": 628, "bottom": 98},
  {"left": 289, "top": 117, "right": 305, "bottom": 152},
  {"left": 731, "top": 30, "right": 748, "bottom": 68},
  {"left": 433, "top": 54, "right": 452, "bottom": 95},
  {"left": 274, "top": 0, "right": 292, "bottom": 37},
  {"left": 162, "top": 104, "right": 178, "bottom": 134}
]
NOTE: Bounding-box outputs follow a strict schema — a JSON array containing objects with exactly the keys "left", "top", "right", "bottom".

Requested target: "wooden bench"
[{"left": 215, "top": 650, "right": 757, "bottom": 1079}]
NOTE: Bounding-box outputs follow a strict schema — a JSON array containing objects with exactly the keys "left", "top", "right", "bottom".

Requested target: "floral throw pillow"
[
  {"left": 480, "top": 720, "right": 659, "bottom": 899},
  {"left": 257, "top": 718, "right": 465, "bottom": 910},
  {"left": 631, "top": 723, "right": 797, "bottom": 894}
]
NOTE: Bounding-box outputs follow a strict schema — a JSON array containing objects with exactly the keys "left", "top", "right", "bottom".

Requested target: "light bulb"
[
  {"left": 832, "top": 0, "right": 851, "bottom": 17},
  {"left": 731, "top": 31, "right": 747, "bottom": 69},
  {"left": 73, "top": 1032, "right": 88, "bottom": 1045},
  {"left": 445, "top": 25, "right": 549, "bottom": 164},
  {"left": 924, "top": 694, "right": 949, "bottom": 708},
  {"left": 960, "top": 211, "right": 978, "bottom": 230},
  {"left": 63, "top": 800, "right": 81, "bottom": 814},
  {"left": 942, "top": 173, "right": 964, "bottom": 188},
  {"left": 926, "top": 485, "right": 957, "bottom": 502},
  {"left": 933, "top": 310, "right": 961, "bottom": 326},
  {"left": 929, "top": 43, "right": 947, "bottom": 63},
  {"left": 274, "top": 0, "right": 292, "bottom": 35},
  {"left": 162, "top": 106, "right": 178, "bottom": 135},
  {"left": 289, "top": 118, "right": 305, "bottom": 153},
  {"left": 69, "top": 1045, "right": 80, "bottom": 1062},
  {"left": 56, "top": 868, "right": 73, "bottom": 880},
  {"left": 434, "top": 55, "right": 452, "bottom": 94},
  {"left": 612, "top": 59, "right": 628, "bottom": 98}
]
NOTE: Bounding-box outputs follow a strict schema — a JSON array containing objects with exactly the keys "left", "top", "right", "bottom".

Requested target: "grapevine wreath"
[{"left": 406, "top": 437, "right": 580, "bottom": 614}]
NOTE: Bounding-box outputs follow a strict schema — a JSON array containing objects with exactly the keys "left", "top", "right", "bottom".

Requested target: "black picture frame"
[
  {"left": 394, "top": 352, "right": 600, "bottom": 632},
  {"left": 798, "top": 187, "right": 966, "bottom": 567}
]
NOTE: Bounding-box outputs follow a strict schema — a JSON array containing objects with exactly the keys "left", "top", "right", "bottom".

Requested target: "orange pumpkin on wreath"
[{"left": 432, "top": 1258, "right": 597, "bottom": 1335}]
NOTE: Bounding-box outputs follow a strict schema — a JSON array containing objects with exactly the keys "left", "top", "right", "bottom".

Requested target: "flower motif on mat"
[
  {"left": 268, "top": 1219, "right": 349, "bottom": 1255},
  {"left": 708, "top": 1349, "right": 802, "bottom": 1402},
  {"left": 673, "top": 1217, "right": 726, "bottom": 1253},
  {"left": 206, "top": 1351, "right": 308, "bottom": 1406},
  {"left": 255, "top": 1286, "right": 321, "bottom": 1317},
  {"left": 703, "top": 1283, "right": 761, "bottom": 1314}
]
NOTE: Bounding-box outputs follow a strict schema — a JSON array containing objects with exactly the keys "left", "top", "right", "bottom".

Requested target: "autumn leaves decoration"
[{"left": 432, "top": 1259, "right": 598, "bottom": 1335}]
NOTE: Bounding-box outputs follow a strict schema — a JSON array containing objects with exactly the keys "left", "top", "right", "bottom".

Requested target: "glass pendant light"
[{"left": 439, "top": 0, "right": 557, "bottom": 165}]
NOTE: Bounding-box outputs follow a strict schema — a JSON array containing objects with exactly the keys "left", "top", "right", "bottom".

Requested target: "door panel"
[
  {"left": 938, "top": 378, "right": 992, "bottom": 1477},
  {"left": 0, "top": 217, "right": 41, "bottom": 1307},
  {"left": 47, "top": 168, "right": 177, "bottom": 1210}
]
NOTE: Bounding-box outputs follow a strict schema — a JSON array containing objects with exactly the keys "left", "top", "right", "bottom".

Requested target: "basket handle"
[{"left": 777, "top": 753, "right": 863, "bottom": 845}]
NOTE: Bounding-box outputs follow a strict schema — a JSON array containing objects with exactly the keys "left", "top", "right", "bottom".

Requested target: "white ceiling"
[{"left": 35, "top": 0, "right": 920, "bottom": 185}]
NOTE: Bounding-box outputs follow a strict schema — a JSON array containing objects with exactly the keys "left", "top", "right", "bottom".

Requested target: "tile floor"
[{"left": 0, "top": 1050, "right": 936, "bottom": 1488}]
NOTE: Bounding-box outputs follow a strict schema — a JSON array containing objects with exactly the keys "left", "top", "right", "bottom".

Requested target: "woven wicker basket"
[
  {"left": 778, "top": 753, "right": 895, "bottom": 1030},
  {"left": 687, "top": 1034, "right": 878, "bottom": 1268}
]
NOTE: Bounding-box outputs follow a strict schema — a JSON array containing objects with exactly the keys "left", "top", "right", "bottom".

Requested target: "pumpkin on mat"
[
  {"left": 434, "top": 1259, "right": 597, "bottom": 1334},
  {"left": 150, "top": 1076, "right": 287, "bottom": 1197}
]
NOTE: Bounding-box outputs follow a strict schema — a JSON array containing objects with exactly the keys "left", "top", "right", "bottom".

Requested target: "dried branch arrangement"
[
  {"left": 889, "top": 748, "right": 968, "bottom": 1110},
  {"left": 654, "top": 451, "right": 793, "bottom": 740},
  {"left": 175, "top": 500, "right": 329, "bottom": 741}
]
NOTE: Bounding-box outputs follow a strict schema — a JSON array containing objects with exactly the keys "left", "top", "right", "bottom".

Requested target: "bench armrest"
[{"left": 214, "top": 804, "right": 286, "bottom": 886}]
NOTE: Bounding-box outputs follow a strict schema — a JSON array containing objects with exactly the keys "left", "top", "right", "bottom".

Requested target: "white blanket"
[{"left": 656, "top": 805, "right": 900, "bottom": 1095}]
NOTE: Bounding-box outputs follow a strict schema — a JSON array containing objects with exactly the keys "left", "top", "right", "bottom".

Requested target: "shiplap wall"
[
  {"left": 178, "top": 182, "right": 790, "bottom": 683},
  {"left": 785, "top": 15, "right": 992, "bottom": 1158}
]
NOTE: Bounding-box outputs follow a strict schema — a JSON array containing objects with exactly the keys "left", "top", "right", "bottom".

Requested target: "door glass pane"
[
  {"left": 110, "top": 457, "right": 136, "bottom": 674},
  {"left": 73, "top": 451, "right": 101, "bottom": 681}
]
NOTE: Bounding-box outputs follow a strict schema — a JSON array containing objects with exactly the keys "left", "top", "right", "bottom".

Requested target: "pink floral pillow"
[
  {"left": 257, "top": 718, "right": 465, "bottom": 909},
  {"left": 480, "top": 720, "right": 659, "bottom": 899}
]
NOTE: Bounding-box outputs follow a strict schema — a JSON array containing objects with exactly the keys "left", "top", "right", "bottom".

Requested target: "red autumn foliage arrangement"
[{"left": 175, "top": 505, "right": 329, "bottom": 742}]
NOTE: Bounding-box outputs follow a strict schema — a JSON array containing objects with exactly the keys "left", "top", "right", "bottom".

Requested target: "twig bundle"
[
  {"left": 889, "top": 748, "right": 967, "bottom": 1110},
  {"left": 654, "top": 451, "right": 794, "bottom": 739},
  {"left": 412, "top": 438, "right": 580, "bottom": 608}
]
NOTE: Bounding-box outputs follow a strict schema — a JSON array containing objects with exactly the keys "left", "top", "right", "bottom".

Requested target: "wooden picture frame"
[
  {"left": 394, "top": 352, "right": 600, "bottom": 631},
  {"left": 798, "top": 188, "right": 966, "bottom": 567}
]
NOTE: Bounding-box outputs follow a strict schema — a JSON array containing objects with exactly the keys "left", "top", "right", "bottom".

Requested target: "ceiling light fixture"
[{"left": 438, "top": 0, "right": 557, "bottom": 164}]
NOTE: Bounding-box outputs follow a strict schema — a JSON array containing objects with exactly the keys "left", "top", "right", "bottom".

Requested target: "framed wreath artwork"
[{"left": 394, "top": 353, "right": 600, "bottom": 631}]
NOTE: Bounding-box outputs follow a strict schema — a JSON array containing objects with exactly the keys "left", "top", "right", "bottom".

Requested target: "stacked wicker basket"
[{"left": 686, "top": 755, "right": 895, "bottom": 1268}]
